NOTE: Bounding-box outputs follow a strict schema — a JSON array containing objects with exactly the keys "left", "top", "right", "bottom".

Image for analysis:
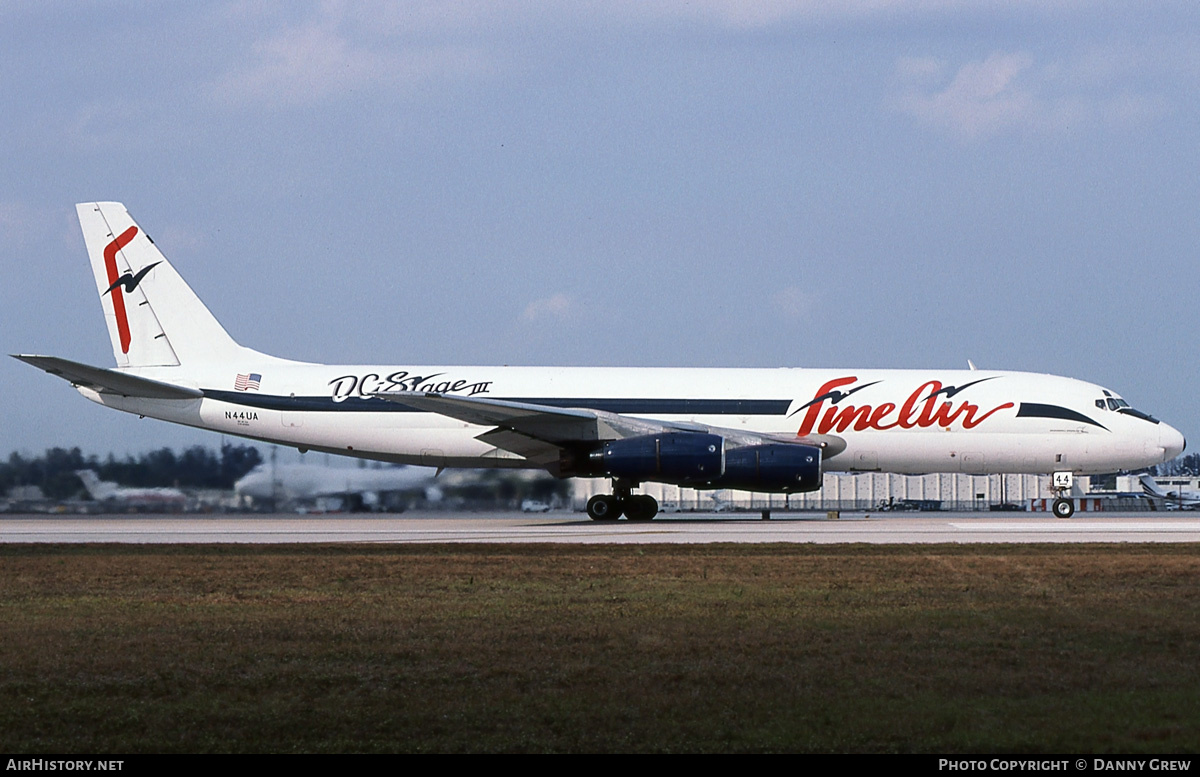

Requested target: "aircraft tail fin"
[
  {"left": 1140, "top": 474, "right": 1167, "bottom": 498},
  {"left": 77, "top": 202, "right": 244, "bottom": 368},
  {"left": 74, "top": 469, "right": 112, "bottom": 500}
]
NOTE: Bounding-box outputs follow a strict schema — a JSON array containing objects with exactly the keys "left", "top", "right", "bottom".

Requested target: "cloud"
[
  {"left": 0, "top": 201, "right": 62, "bottom": 251},
  {"left": 894, "top": 52, "right": 1039, "bottom": 139},
  {"left": 211, "top": 6, "right": 492, "bottom": 108},
  {"left": 597, "top": 0, "right": 977, "bottom": 29},
  {"left": 521, "top": 293, "right": 574, "bottom": 323},
  {"left": 152, "top": 224, "right": 207, "bottom": 256},
  {"left": 771, "top": 285, "right": 817, "bottom": 321},
  {"left": 0, "top": 201, "right": 35, "bottom": 234},
  {"left": 215, "top": 1, "right": 1048, "bottom": 109},
  {"left": 892, "top": 50, "right": 1169, "bottom": 140}
]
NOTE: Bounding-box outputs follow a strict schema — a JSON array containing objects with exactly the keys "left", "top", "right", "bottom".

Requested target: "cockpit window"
[
  {"left": 1118, "top": 407, "right": 1159, "bottom": 424},
  {"left": 1097, "top": 395, "right": 1158, "bottom": 423}
]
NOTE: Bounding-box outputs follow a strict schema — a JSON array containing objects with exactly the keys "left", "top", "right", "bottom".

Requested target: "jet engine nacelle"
[
  {"left": 714, "top": 443, "right": 822, "bottom": 493},
  {"left": 596, "top": 432, "right": 724, "bottom": 484},
  {"left": 592, "top": 434, "right": 823, "bottom": 493}
]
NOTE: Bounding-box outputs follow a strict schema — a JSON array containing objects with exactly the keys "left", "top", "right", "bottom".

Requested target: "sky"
[{"left": 2, "top": 1, "right": 1198, "bottom": 461}]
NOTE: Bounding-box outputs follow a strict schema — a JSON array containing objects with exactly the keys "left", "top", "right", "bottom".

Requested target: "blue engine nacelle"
[
  {"left": 596, "top": 433, "right": 724, "bottom": 484},
  {"left": 592, "top": 435, "right": 822, "bottom": 493},
  {"left": 713, "top": 444, "right": 822, "bottom": 493}
]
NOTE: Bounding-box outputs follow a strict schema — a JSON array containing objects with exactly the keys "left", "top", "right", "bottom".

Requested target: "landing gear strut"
[
  {"left": 586, "top": 480, "right": 659, "bottom": 522},
  {"left": 1051, "top": 471, "right": 1075, "bottom": 519}
]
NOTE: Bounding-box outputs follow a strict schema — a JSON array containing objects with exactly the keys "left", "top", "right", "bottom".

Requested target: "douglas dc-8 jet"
[{"left": 15, "top": 203, "right": 1186, "bottom": 520}]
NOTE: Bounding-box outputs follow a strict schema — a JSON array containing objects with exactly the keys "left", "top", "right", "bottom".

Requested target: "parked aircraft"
[
  {"left": 15, "top": 203, "right": 1186, "bottom": 521},
  {"left": 75, "top": 469, "right": 186, "bottom": 510},
  {"left": 234, "top": 462, "right": 439, "bottom": 511},
  {"left": 1139, "top": 475, "right": 1200, "bottom": 510}
]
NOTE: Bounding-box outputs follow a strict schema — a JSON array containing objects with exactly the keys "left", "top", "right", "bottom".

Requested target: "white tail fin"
[
  {"left": 1140, "top": 474, "right": 1167, "bottom": 498},
  {"left": 74, "top": 469, "right": 113, "bottom": 500},
  {"left": 77, "top": 202, "right": 243, "bottom": 367}
]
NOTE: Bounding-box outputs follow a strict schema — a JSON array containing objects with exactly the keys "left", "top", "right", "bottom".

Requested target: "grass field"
[{"left": 1, "top": 543, "right": 1198, "bottom": 753}]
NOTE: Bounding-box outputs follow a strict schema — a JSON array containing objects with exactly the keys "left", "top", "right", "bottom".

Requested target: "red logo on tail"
[{"left": 102, "top": 226, "right": 139, "bottom": 354}]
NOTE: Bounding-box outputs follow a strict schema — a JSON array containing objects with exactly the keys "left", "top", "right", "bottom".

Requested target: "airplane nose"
[{"left": 1159, "top": 423, "right": 1186, "bottom": 463}]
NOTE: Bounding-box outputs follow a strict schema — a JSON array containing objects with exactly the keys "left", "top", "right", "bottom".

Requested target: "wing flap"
[{"left": 475, "top": 428, "right": 566, "bottom": 467}]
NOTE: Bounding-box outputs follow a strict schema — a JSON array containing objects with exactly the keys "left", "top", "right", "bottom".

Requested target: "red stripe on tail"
[{"left": 102, "top": 226, "right": 139, "bottom": 354}]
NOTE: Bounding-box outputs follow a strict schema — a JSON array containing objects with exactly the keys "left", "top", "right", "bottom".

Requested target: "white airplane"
[
  {"left": 234, "top": 462, "right": 439, "bottom": 510},
  {"left": 15, "top": 203, "right": 1187, "bottom": 521},
  {"left": 75, "top": 469, "right": 186, "bottom": 509},
  {"left": 1139, "top": 475, "right": 1200, "bottom": 509}
]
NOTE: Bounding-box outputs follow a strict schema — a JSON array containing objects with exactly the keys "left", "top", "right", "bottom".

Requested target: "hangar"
[{"left": 572, "top": 472, "right": 1153, "bottom": 513}]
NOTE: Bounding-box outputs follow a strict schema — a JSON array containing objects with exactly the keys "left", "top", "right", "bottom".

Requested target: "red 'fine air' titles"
[{"left": 795, "top": 376, "right": 1015, "bottom": 436}]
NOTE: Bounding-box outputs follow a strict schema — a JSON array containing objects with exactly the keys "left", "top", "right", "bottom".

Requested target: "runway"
[{"left": 3, "top": 511, "right": 1200, "bottom": 544}]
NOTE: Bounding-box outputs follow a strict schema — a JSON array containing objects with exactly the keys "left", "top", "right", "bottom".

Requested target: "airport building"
[
  {"left": 571, "top": 472, "right": 1069, "bottom": 512},
  {"left": 566, "top": 470, "right": 1166, "bottom": 513}
]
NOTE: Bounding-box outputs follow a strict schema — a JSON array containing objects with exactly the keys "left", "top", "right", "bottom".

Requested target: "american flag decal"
[{"left": 234, "top": 373, "right": 262, "bottom": 391}]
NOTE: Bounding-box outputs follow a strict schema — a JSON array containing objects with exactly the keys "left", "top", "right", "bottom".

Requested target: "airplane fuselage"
[{"left": 84, "top": 361, "right": 1179, "bottom": 476}]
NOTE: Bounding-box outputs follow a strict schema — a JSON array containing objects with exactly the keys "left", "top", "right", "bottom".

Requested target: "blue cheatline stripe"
[
  {"left": 1016, "top": 402, "right": 1108, "bottom": 430},
  {"left": 202, "top": 390, "right": 794, "bottom": 416}
]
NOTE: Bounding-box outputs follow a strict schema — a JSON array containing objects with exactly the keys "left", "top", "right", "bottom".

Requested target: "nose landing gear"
[
  {"left": 1051, "top": 498, "right": 1075, "bottom": 518},
  {"left": 1051, "top": 471, "right": 1075, "bottom": 518}
]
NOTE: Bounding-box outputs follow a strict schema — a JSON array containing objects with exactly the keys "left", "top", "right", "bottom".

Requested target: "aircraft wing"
[
  {"left": 377, "top": 393, "right": 607, "bottom": 439},
  {"left": 11, "top": 355, "right": 203, "bottom": 400},
  {"left": 372, "top": 391, "right": 845, "bottom": 471}
]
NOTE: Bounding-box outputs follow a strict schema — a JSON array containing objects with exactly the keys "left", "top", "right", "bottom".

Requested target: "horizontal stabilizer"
[{"left": 11, "top": 354, "right": 203, "bottom": 399}]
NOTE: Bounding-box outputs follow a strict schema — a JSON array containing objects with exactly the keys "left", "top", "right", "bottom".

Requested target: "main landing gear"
[{"left": 586, "top": 480, "right": 659, "bottom": 521}]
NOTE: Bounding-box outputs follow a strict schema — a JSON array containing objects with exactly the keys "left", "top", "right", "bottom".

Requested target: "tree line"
[
  {"left": 1158, "top": 453, "right": 1200, "bottom": 477},
  {"left": 4, "top": 444, "right": 1196, "bottom": 502},
  {"left": 2, "top": 444, "right": 263, "bottom": 500}
]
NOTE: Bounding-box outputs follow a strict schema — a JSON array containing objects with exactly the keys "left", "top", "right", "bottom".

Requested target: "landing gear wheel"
[
  {"left": 1052, "top": 498, "right": 1075, "bottom": 519},
  {"left": 587, "top": 495, "right": 622, "bottom": 521},
  {"left": 623, "top": 495, "right": 659, "bottom": 521}
]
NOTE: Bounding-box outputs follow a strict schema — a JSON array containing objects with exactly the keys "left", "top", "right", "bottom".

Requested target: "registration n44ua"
[{"left": 15, "top": 203, "right": 1186, "bottom": 520}]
